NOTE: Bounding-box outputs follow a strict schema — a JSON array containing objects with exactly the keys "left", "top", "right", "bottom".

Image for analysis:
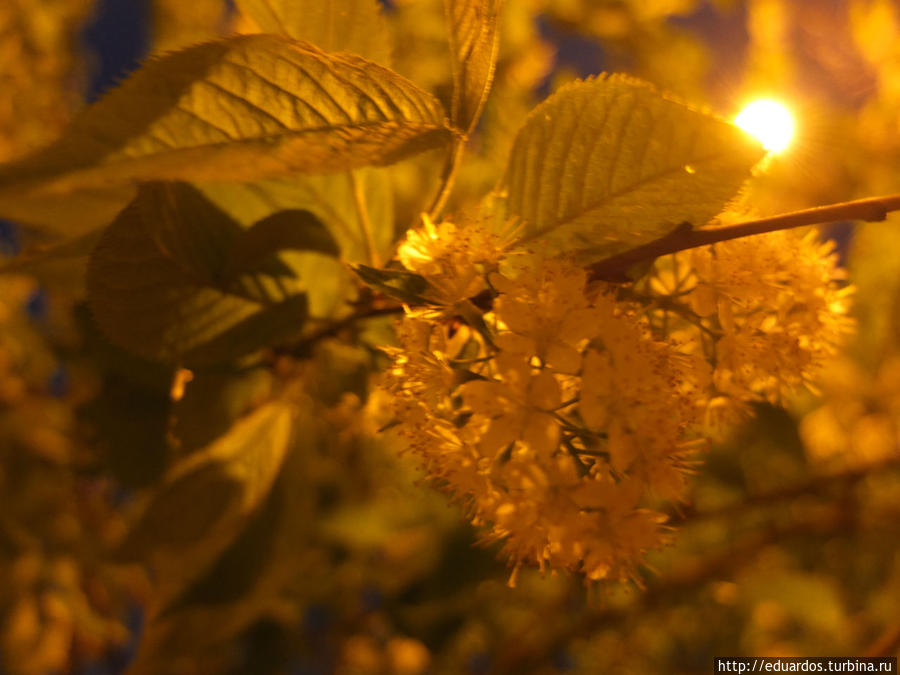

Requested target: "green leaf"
[
  {"left": 118, "top": 401, "right": 295, "bottom": 605},
  {"left": 162, "top": 477, "right": 284, "bottom": 612},
  {"left": 0, "top": 230, "right": 102, "bottom": 275},
  {"left": 445, "top": 0, "right": 503, "bottom": 133},
  {"left": 0, "top": 186, "right": 135, "bottom": 237},
  {"left": 120, "top": 407, "right": 314, "bottom": 674},
  {"left": 225, "top": 209, "right": 341, "bottom": 276},
  {"left": 76, "top": 304, "right": 175, "bottom": 488},
  {"left": 501, "top": 75, "right": 765, "bottom": 262},
  {"left": 118, "top": 401, "right": 294, "bottom": 559},
  {"left": 199, "top": 168, "right": 395, "bottom": 265},
  {"left": 236, "top": 0, "right": 391, "bottom": 65},
  {"left": 172, "top": 366, "right": 274, "bottom": 454},
  {"left": 0, "top": 33, "right": 452, "bottom": 226},
  {"left": 87, "top": 182, "right": 315, "bottom": 364}
]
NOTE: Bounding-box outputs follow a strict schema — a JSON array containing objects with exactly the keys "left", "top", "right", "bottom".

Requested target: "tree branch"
[
  {"left": 589, "top": 193, "right": 900, "bottom": 282},
  {"left": 274, "top": 303, "right": 404, "bottom": 357}
]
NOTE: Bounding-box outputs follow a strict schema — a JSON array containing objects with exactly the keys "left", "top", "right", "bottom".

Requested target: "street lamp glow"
[{"left": 735, "top": 99, "right": 795, "bottom": 153}]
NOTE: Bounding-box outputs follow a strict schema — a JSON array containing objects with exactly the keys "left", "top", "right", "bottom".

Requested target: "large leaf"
[
  {"left": 122, "top": 408, "right": 315, "bottom": 675},
  {"left": 172, "top": 365, "right": 274, "bottom": 454},
  {"left": 236, "top": 0, "right": 391, "bottom": 65},
  {"left": 118, "top": 401, "right": 295, "bottom": 608},
  {"left": 86, "top": 182, "right": 326, "bottom": 364},
  {"left": 0, "top": 186, "right": 136, "bottom": 237},
  {"left": 199, "top": 167, "right": 395, "bottom": 265},
  {"left": 0, "top": 33, "right": 451, "bottom": 226},
  {"left": 501, "top": 75, "right": 764, "bottom": 262},
  {"left": 445, "top": 0, "right": 503, "bottom": 133},
  {"left": 0, "top": 230, "right": 102, "bottom": 275}
]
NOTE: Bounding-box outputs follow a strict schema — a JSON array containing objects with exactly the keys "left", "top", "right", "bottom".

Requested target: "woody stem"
[{"left": 589, "top": 193, "right": 900, "bottom": 282}]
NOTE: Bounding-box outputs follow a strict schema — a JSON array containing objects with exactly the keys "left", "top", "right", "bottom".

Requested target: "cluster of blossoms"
[
  {"left": 638, "top": 230, "right": 855, "bottom": 430},
  {"left": 382, "top": 217, "right": 853, "bottom": 584}
]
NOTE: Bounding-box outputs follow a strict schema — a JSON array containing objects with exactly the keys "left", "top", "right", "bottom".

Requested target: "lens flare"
[{"left": 735, "top": 99, "right": 795, "bottom": 153}]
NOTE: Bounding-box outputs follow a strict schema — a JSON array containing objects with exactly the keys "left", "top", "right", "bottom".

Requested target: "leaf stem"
[
  {"left": 349, "top": 170, "right": 381, "bottom": 267},
  {"left": 275, "top": 303, "right": 403, "bottom": 356},
  {"left": 427, "top": 136, "right": 466, "bottom": 221},
  {"left": 589, "top": 193, "right": 900, "bottom": 282}
]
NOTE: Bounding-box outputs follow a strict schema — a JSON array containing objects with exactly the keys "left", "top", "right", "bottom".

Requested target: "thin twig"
[{"left": 589, "top": 193, "right": 900, "bottom": 282}]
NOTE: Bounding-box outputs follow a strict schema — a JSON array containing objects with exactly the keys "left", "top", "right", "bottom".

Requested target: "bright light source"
[{"left": 734, "top": 99, "right": 795, "bottom": 153}]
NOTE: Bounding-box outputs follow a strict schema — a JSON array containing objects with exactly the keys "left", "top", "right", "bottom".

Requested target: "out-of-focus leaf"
[
  {"left": 82, "top": 374, "right": 174, "bottom": 488},
  {"left": 163, "top": 478, "right": 284, "bottom": 612},
  {"left": 0, "top": 229, "right": 102, "bottom": 275},
  {"left": 235, "top": 0, "right": 391, "bottom": 65},
  {"left": 0, "top": 186, "right": 136, "bottom": 237},
  {"left": 0, "top": 228, "right": 101, "bottom": 293},
  {"left": 152, "top": 0, "right": 227, "bottom": 51},
  {"left": 87, "top": 182, "right": 315, "bottom": 364},
  {"left": 850, "top": 217, "right": 900, "bottom": 366},
  {"left": 172, "top": 366, "right": 274, "bottom": 454},
  {"left": 501, "top": 74, "right": 764, "bottom": 262},
  {"left": 76, "top": 304, "right": 175, "bottom": 488},
  {"left": 118, "top": 401, "right": 294, "bottom": 592},
  {"left": 0, "top": 33, "right": 452, "bottom": 232},
  {"left": 445, "top": 0, "right": 503, "bottom": 133},
  {"left": 183, "top": 295, "right": 310, "bottom": 365},
  {"left": 122, "top": 404, "right": 314, "bottom": 675},
  {"left": 199, "top": 168, "right": 395, "bottom": 265},
  {"left": 226, "top": 209, "right": 340, "bottom": 277}
]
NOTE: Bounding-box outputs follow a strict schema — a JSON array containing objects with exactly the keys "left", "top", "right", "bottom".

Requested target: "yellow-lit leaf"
[
  {"left": 87, "top": 182, "right": 317, "bottom": 364},
  {"left": 502, "top": 75, "right": 764, "bottom": 261},
  {"left": 152, "top": 0, "right": 227, "bottom": 51},
  {"left": 199, "top": 167, "right": 395, "bottom": 265},
  {"left": 445, "top": 0, "right": 503, "bottom": 133},
  {"left": 118, "top": 401, "right": 295, "bottom": 608},
  {"left": 122, "top": 413, "right": 314, "bottom": 674},
  {"left": 236, "top": 0, "right": 391, "bottom": 65},
  {"left": 0, "top": 34, "right": 452, "bottom": 221}
]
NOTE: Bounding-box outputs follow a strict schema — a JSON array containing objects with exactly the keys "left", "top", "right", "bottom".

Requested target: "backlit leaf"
[
  {"left": 445, "top": 0, "right": 503, "bottom": 133},
  {"left": 118, "top": 401, "right": 295, "bottom": 608},
  {"left": 122, "top": 410, "right": 315, "bottom": 674},
  {"left": 236, "top": 0, "right": 391, "bottom": 65},
  {"left": 152, "top": 0, "right": 227, "bottom": 51},
  {"left": 172, "top": 366, "right": 274, "bottom": 454},
  {"left": 0, "top": 33, "right": 452, "bottom": 219},
  {"left": 200, "top": 168, "right": 394, "bottom": 265},
  {"left": 502, "top": 75, "right": 764, "bottom": 262},
  {"left": 225, "top": 209, "right": 341, "bottom": 276},
  {"left": 87, "top": 182, "right": 320, "bottom": 364}
]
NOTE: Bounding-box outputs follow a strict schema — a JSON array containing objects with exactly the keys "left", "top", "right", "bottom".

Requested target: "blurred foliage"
[{"left": 2, "top": 0, "right": 900, "bottom": 674}]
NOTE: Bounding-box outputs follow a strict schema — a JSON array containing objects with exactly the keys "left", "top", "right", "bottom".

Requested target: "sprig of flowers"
[{"left": 382, "top": 215, "right": 853, "bottom": 584}]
